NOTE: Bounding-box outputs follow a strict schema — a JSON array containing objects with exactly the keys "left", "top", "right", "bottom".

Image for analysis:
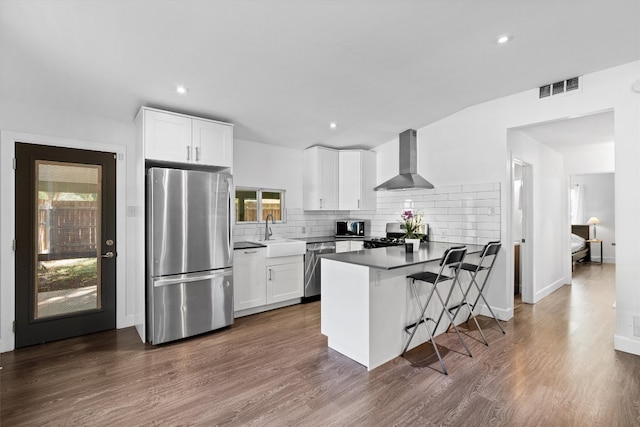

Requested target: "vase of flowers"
[{"left": 401, "top": 210, "right": 423, "bottom": 252}]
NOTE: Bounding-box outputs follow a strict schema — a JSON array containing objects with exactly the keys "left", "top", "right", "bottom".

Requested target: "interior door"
[{"left": 15, "top": 143, "right": 116, "bottom": 348}]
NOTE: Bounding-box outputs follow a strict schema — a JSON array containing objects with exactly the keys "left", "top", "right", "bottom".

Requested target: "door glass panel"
[{"left": 35, "top": 161, "right": 102, "bottom": 319}]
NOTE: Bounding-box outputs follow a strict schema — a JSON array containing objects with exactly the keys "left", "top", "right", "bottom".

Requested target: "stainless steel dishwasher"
[{"left": 303, "top": 241, "right": 336, "bottom": 302}]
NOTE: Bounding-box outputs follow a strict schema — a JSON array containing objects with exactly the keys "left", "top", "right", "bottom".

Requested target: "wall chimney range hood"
[{"left": 374, "top": 129, "right": 434, "bottom": 191}]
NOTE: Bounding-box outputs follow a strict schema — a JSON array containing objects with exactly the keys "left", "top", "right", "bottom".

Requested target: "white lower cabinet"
[
  {"left": 234, "top": 250, "right": 303, "bottom": 317},
  {"left": 336, "top": 240, "right": 364, "bottom": 253},
  {"left": 233, "top": 247, "right": 267, "bottom": 311},
  {"left": 266, "top": 256, "right": 304, "bottom": 304}
]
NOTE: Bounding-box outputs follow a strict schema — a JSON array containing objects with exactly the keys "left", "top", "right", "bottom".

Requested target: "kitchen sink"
[{"left": 252, "top": 239, "right": 306, "bottom": 258}]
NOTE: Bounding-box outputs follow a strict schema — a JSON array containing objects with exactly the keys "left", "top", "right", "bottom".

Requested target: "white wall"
[
  {"left": 564, "top": 142, "right": 615, "bottom": 175},
  {"left": 571, "top": 173, "right": 615, "bottom": 263}
]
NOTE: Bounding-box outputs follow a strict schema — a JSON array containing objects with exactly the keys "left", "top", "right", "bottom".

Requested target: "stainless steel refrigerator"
[{"left": 147, "top": 167, "right": 233, "bottom": 344}]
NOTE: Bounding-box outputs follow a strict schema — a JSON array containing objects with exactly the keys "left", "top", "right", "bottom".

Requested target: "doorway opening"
[{"left": 512, "top": 159, "right": 532, "bottom": 309}]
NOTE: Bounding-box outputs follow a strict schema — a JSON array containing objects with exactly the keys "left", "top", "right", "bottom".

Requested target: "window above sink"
[{"left": 235, "top": 187, "right": 286, "bottom": 223}]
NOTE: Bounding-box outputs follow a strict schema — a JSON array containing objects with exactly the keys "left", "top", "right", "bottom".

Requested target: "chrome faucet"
[{"left": 265, "top": 214, "right": 274, "bottom": 240}]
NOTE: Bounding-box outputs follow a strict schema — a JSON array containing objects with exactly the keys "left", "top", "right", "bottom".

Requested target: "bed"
[{"left": 571, "top": 224, "right": 590, "bottom": 266}]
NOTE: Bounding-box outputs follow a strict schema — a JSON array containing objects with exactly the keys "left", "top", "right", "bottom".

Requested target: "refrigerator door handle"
[
  {"left": 227, "top": 176, "right": 233, "bottom": 261},
  {"left": 153, "top": 270, "right": 231, "bottom": 287}
]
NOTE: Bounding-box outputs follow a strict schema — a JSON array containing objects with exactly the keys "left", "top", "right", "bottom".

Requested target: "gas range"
[
  {"left": 363, "top": 222, "right": 429, "bottom": 249},
  {"left": 363, "top": 236, "right": 405, "bottom": 249}
]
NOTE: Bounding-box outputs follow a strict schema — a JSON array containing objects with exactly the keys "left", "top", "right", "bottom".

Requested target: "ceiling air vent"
[{"left": 539, "top": 76, "right": 581, "bottom": 99}]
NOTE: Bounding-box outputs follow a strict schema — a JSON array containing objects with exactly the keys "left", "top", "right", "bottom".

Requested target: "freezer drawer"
[{"left": 148, "top": 269, "right": 233, "bottom": 344}]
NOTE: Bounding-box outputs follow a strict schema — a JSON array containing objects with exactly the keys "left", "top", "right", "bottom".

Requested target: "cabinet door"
[
  {"left": 192, "top": 119, "right": 233, "bottom": 167},
  {"left": 339, "top": 150, "right": 361, "bottom": 210},
  {"left": 233, "top": 248, "right": 266, "bottom": 311},
  {"left": 359, "top": 150, "right": 376, "bottom": 210},
  {"left": 350, "top": 240, "right": 364, "bottom": 251},
  {"left": 303, "top": 147, "right": 338, "bottom": 210},
  {"left": 335, "top": 241, "right": 351, "bottom": 253},
  {"left": 267, "top": 262, "right": 303, "bottom": 304},
  {"left": 144, "top": 109, "right": 192, "bottom": 162},
  {"left": 319, "top": 148, "right": 339, "bottom": 210}
]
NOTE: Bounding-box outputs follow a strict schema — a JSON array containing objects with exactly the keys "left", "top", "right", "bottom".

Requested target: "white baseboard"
[
  {"left": 614, "top": 334, "right": 640, "bottom": 356},
  {"left": 476, "top": 304, "right": 512, "bottom": 322},
  {"left": 534, "top": 277, "right": 565, "bottom": 303}
]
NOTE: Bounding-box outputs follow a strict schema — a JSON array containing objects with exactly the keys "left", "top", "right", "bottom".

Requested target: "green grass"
[{"left": 38, "top": 258, "right": 98, "bottom": 292}]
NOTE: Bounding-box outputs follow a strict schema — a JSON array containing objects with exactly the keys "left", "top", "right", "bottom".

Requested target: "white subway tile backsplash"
[
  {"left": 233, "top": 182, "right": 501, "bottom": 246},
  {"left": 462, "top": 183, "right": 494, "bottom": 193}
]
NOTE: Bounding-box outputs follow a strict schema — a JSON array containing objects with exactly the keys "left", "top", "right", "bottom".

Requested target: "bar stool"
[
  {"left": 403, "top": 246, "right": 472, "bottom": 375},
  {"left": 456, "top": 241, "right": 505, "bottom": 337}
]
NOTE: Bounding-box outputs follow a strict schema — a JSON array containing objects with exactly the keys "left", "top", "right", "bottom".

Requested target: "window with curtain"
[{"left": 570, "top": 184, "right": 584, "bottom": 225}]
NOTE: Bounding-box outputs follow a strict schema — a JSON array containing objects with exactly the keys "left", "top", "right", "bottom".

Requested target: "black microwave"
[{"left": 336, "top": 220, "right": 366, "bottom": 237}]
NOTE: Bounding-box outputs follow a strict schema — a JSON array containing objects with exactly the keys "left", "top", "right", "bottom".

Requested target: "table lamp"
[{"left": 587, "top": 217, "right": 601, "bottom": 239}]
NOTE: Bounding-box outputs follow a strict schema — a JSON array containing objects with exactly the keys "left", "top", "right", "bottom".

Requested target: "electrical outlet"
[{"left": 302, "top": 226, "right": 306, "bottom": 234}]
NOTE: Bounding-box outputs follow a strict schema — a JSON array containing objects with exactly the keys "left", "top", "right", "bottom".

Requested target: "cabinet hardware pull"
[
  {"left": 268, "top": 268, "right": 272, "bottom": 280},
  {"left": 320, "top": 198, "right": 323, "bottom": 209},
  {"left": 195, "top": 146, "right": 200, "bottom": 161},
  {"left": 244, "top": 250, "right": 257, "bottom": 254},
  {"left": 186, "top": 146, "right": 191, "bottom": 161}
]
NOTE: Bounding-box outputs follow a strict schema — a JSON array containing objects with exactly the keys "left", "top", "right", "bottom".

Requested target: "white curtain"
[{"left": 570, "top": 184, "right": 585, "bottom": 224}]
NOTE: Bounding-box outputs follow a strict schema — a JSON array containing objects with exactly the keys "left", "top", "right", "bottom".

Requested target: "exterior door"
[{"left": 15, "top": 143, "right": 116, "bottom": 348}]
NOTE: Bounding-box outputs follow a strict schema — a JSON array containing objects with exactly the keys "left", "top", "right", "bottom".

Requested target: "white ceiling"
[{"left": 1, "top": 0, "right": 638, "bottom": 150}]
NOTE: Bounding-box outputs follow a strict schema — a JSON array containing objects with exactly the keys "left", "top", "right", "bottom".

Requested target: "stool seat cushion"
[
  {"left": 460, "top": 262, "right": 489, "bottom": 272},
  {"left": 408, "top": 271, "right": 451, "bottom": 284}
]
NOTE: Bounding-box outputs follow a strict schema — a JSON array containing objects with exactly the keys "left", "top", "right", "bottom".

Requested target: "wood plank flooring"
[{"left": 2, "top": 263, "right": 640, "bottom": 426}]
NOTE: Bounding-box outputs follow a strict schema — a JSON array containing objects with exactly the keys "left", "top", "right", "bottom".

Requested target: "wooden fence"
[
  {"left": 38, "top": 200, "right": 98, "bottom": 260},
  {"left": 236, "top": 200, "right": 281, "bottom": 222}
]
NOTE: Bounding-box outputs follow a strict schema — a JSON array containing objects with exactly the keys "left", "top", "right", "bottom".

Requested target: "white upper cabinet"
[
  {"left": 339, "top": 150, "right": 376, "bottom": 211},
  {"left": 139, "top": 107, "right": 233, "bottom": 167},
  {"left": 143, "top": 109, "right": 192, "bottom": 162},
  {"left": 304, "top": 146, "right": 376, "bottom": 211},
  {"left": 303, "top": 146, "right": 339, "bottom": 210},
  {"left": 192, "top": 119, "right": 233, "bottom": 167}
]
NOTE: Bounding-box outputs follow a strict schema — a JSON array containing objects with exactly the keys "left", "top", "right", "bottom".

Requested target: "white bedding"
[{"left": 571, "top": 233, "right": 586, "bottom": 253}]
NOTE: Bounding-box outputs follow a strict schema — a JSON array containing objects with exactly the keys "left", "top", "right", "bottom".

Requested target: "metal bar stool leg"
[
  {"left": 403, "top": 278, "right": 448, "bottom": 375},
  {"left": 433, "top": 275, "right": 472, "bottom": 358},
  {"left": 470, "top": 273, "right": 506, "bottom": 334},
  {"left": 465, "top": 241, "right": 506, "bottom": 335},
  {"left": 450, "top": 271, "right": 488, "bottom": 345}
]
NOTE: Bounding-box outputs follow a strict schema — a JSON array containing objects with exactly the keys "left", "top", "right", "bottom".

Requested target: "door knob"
[{"left": 101, "top": 251, "right": 115, "bottom": 259}]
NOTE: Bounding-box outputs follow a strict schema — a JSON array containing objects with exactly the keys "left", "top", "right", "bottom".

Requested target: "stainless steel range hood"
[{"left": 374, "top": 129, "right": 434, "bottom": 191}]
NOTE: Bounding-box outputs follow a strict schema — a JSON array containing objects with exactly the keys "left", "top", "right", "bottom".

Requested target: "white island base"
[{"left": 320, "top": 256, "right": 464, "bottom": 371}]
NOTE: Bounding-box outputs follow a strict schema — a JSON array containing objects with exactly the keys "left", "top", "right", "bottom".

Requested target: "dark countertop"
[
  {"left": 320, "top": 241, "right": 483, "bottom": 270},
  {"left": 293, "top": 236, "right": 369, "bottom": 244},
  {"left": 234, "top": 241, "right": 266, "bottom": 250}
]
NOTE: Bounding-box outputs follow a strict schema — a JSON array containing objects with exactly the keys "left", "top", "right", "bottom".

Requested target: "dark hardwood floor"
[{"left": 2, "top": 263, "right": 639, "bottom": 426}]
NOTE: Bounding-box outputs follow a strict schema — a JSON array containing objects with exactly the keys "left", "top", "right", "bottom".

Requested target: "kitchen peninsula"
[{"left": 320, "top": 242, "right": 482, "bottom": 370}]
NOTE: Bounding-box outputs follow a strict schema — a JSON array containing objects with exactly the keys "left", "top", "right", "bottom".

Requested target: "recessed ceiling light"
[
  {"left": 496, "top": 34, "right": 513, "bottom": 44},
  {"left": 176, "top": 85, "right": 189, "bottom": 95},
  {"left": 329, "top": 122, "right": 338, "bottom": 129}
]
